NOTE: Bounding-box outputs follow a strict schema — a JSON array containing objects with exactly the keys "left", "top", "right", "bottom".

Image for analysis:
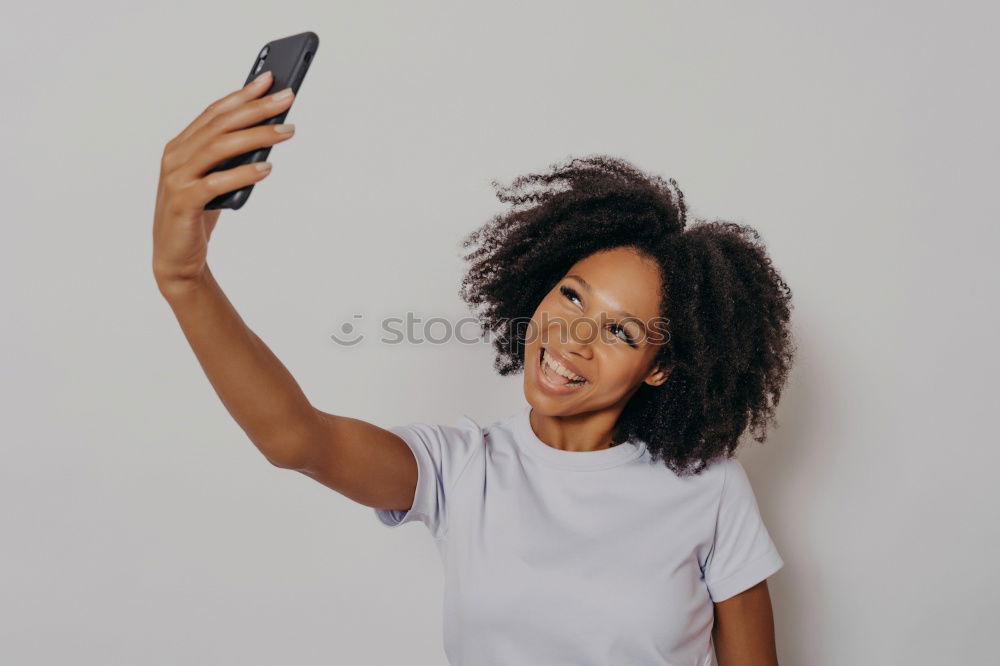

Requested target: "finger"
[
  {"left": 171, "top": 86, "right": 295, "bottom": 175},
  {"left": 173, "top": 161, "right": 273, "bottom": 212},
  {"left": 172, "top": 70, "right": 275, "bottom": 147},
  {"left": 180, "top": 122, "right": 294, "bottom": 181}
]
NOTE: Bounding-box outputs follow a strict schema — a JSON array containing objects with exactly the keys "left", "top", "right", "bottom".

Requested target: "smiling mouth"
[{"left": 539, "top": 347, "right": 589, "bottom": 389}]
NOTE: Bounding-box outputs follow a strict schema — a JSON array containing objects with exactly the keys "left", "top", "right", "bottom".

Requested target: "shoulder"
[
  {"left": 684, "top": 455, "right": 760, "bottom": 520},
  {"left": 717, "top": 456, "right": 758, "bottom": 499},
  {"left": 392, "top": 412, "right": 484, "bottom": 444},
  {"left": 664, "top": 452, "right": 734, "bottom": 496},
  {"left": 699, "top": 454, "right": 752, "bottom": 494},
  {"left": 388, "top": 412, "right": 494, "bottom": 477}
]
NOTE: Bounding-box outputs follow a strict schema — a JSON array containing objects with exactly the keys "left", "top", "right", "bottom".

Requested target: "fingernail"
[
  {"left": 250, "top": 70, "right": 271, "bottom": 85},
  {"left": 274, "top": 123, "right": 295, "bottom": 134},
  {"left": 255, "top": 162, "right": 272, "bottom": 172},
  {"left": 273, "top": 88, "right": 293, "bottom": 101}
]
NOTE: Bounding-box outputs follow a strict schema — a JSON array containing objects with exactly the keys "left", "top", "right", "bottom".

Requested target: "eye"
[
  {"left": 561, "top": 284, "right": 639, "bottom": 348},
  {"left": 559, "top": 285, "right": 582, "bottom": 306},
  {"left": 609, "top": 323, "right": 638, "bottom": 348}
]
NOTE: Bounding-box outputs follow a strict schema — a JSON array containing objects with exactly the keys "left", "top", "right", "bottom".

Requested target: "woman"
[{"left": 153, "top": 71, "right": 796, "bottom": 666}]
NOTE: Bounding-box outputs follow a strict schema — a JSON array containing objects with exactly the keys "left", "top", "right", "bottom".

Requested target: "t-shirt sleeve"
[
  {"left": 372, "top": 415, "right": 481, "bottom": 541},
  {"left": 702, "top": 457, "right": 784, "bottom": 602}
]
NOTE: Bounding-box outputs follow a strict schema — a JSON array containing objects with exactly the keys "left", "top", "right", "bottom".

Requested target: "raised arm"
[
  {"left": 152, "top": 71, "right": 418, "bottom": 513},
  {"left": 157, "top": 264, "right": 322, "bottom": 468},
  {"left": 159, "top": 271, "right": 418, "bottom": 512}
]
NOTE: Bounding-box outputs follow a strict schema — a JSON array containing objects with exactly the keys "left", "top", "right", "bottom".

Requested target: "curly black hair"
[{"left": 458, "top": 155, "right": 796, "bottom": 477}]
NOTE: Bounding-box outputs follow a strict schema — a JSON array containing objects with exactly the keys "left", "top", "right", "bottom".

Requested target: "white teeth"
[{"left": 543, "top": 349, "right": 585, "bottom": 381}]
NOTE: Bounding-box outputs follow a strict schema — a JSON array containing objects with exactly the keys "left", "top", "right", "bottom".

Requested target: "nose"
[{"left": 550, "top": 313, "right": 596, "bottom": 359}]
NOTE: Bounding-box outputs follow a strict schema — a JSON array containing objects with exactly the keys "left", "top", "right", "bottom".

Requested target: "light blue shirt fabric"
[{"left": 374, "top": 405, "right": 783, "bottom": 666}]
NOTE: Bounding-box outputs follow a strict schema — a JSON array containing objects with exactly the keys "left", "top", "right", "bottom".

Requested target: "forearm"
[{"left": 157, "top": 265, "right": 321, "bottom": 466}]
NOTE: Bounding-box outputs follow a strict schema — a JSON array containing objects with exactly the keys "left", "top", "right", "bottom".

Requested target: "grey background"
[{"left": 2, "top": 1, "right": 997, "bottom": 664}]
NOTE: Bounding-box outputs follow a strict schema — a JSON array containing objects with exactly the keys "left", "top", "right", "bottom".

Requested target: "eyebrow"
[{"left": 565, "top": 274, "right": 648, "bottom": 337}]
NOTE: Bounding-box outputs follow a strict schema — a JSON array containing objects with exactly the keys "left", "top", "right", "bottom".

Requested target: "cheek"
[
  {"left": 593, "top": 352, "right": 641, "bottom": 388},
  {"left": 617, "top": 349, "right": 661, "bottom": 383}
]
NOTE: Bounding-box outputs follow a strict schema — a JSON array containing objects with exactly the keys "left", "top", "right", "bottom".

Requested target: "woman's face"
[{"left": 523, "top": 246, "right": 671, "bottom": 416}]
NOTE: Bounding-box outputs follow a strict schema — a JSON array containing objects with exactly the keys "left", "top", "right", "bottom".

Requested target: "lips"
[{"left": 534, "top": 346, "right": 590, "bottom": 395}]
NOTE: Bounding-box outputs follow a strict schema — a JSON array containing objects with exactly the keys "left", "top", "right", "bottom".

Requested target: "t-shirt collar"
[{"left": 513, "top": 405, "right": 646, "bottom": 471}]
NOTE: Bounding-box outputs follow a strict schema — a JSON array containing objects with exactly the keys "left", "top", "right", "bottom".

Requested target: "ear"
[{"left": 644, "top": 364, "right": 671, "bottom": 387}]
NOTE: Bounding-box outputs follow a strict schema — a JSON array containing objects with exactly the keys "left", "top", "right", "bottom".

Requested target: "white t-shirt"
[{"left": 374, "top": 405, "right": 784, "bottom": 666}]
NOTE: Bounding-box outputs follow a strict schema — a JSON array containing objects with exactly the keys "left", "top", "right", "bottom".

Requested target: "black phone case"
[{"left": 204, "top": 31, "right": 319, "bottom": 210}]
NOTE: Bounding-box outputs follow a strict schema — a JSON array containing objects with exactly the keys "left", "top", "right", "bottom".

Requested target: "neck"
[{"left": 528, "top": 407, "right": 625, "bottom": 452}]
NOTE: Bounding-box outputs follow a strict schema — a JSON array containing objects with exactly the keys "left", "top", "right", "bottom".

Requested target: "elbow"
[
  {"left": 251, "top": 404, "right": 327, "bottom": 471},
  {"left": 259, "top": 434, "right": 315, "bottom": 470},
  {"left": 253, "top": 419, "right": 324, "bottom": 471},
  {"left": 266, "top": 451, "right": 299, "bottom": 469}
]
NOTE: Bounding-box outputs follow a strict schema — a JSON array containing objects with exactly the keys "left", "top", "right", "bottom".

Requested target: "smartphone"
[{"left": 204, "top": 31, "right": 319, "bottom": 210}]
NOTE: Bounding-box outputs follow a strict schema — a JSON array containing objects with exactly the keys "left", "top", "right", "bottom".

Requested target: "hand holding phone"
[
  {"left": 151, "top": 32, "right": 318, "bottom": 293},
  {"left": 205, "top": 32, "right": 319, "bottom": 210},
  {"left": 152, "top": 71, "right": 295, "bottom": 291}
]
